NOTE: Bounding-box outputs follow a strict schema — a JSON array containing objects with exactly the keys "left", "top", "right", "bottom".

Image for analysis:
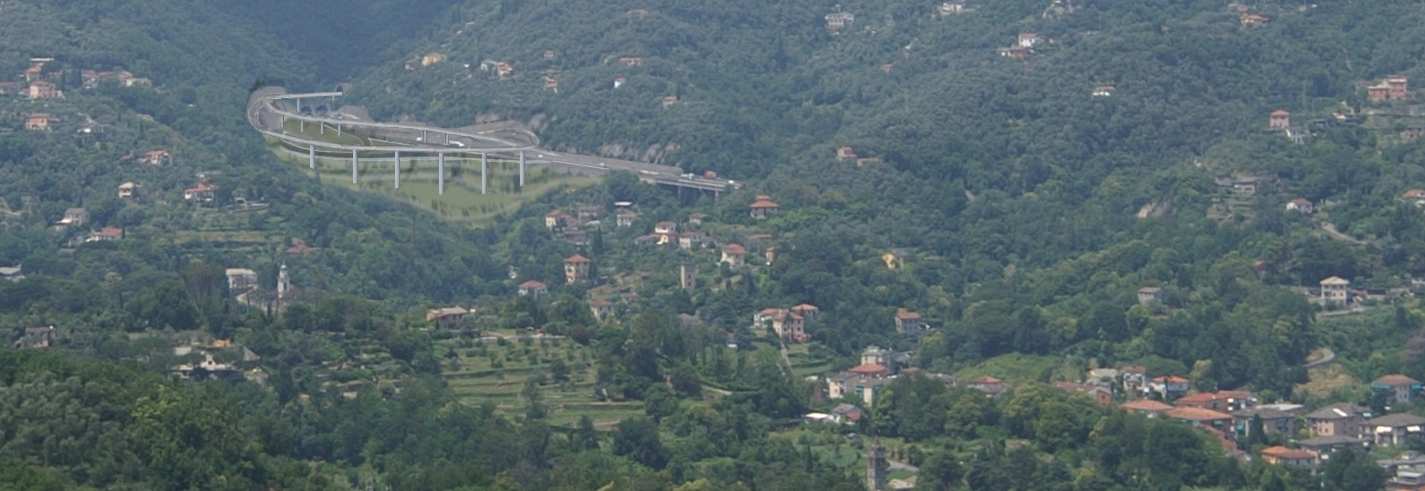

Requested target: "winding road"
[{"left": 248, "top": 87, "right": 735, "bottom": 194}]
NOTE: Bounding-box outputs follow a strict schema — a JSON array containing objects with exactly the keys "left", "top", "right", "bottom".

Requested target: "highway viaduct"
[{"left": 248, "top": 87, "right": 735, "bottom": 196}]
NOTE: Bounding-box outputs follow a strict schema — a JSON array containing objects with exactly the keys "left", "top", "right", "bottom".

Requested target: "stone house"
[
  {"left": 1269, "top": 110, "right": 1291, "bottom": 130},
  {"left": 749, "top": 195, "right": 780, "bottom": 219},
  {"left": 754, "top": 308, "right": 808, "bottom": 343},
  {"left": 1165, "top": 407, "right": 1234, "bottom": 434},
  {"left": 24, "top": 113, "right": 52, "bottom": 131},
  {"left": 1363, "top": 413, "right": 1425, "bottom": 446},
  {"left": 58, "top": 208, "right": 88, "bottom": 227},
  {"left": 87, "top": 227, "right": 124, "bottom": 242},
  {"left": 894, "top": 308, "right": 927, "bottom": 334},
  {"left": 13, "top": 326, "right": 55, "bottom": 349},
  {"left": 1260, "top": 446, "right": 1318, "bottom": 468},
  {"left": 1233, "top": 404, "right": 1305, "bottom": 440},
  {"left": 825, "top": 12, "right": 855, "bottom": 32},
  {"left": 225, "top": 268, "right": 259, "bottom": 293},
  {"left": 1286, "top": 198, "right": 1314, "bottom": 214},
  {"left": 1320, "top": 276, "right": 1351, "bottom": 305},
  {"left": 836, "top": 146, "right": 858, "bottom": 161},
  {"left": 518, "top": 280, "right": 548, "bottom": 298},
  {"left": 721, "top": 243, "right": 747, "bottom": 266},
  {"left": 1374, "top": 374, "right": 1423, "bottom": 405},
  {"left": 563, "top": 255, "right": 590, "bottom": 284},
  {"left": 1148, "top": 375, "right": 1191, "bottom": 400},
  {"left": 425, "top": 307, "right": 469, "bottom": 328},
  {"left": 141, "top": 149, "right": 171, "bottom": 166},
  {"left": 1137, "top": 286, "right": 1163, "bottom": 306},
  {"left": 1306, "top": 403, "right": 1368, "bottom": 437},
  {"left": 28, "top": 80, "right": 62, "bottom": 99}
]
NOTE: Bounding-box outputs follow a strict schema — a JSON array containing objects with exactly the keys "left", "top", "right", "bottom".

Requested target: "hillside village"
[{"left": 11, "top": 0, "right": 1425, "bottom": 489}]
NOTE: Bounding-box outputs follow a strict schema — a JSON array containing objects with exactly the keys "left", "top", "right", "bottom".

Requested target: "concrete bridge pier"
[
  {"left": 437, "top": 153, "right": 445, "bottom": 195},
  {"left": 394, "top": 151, "right": 401, "bottom": 190},
  {"left": 519, "top": 151, "right": 526, "bottom": 188},
  {"left": 351, "top": 149, "right": 358, "bottom": 184},
  {"left": 480, "top": 153, "right": 488, "bottom": 195},
  {"left": 308, "top": 144, "right": 316, "bottom": 169}
]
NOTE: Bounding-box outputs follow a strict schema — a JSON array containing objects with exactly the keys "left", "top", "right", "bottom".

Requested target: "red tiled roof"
[
  {"left": 848, "top": 363, "right": 889, "bottom": 376},
  {"left": 96, "top": 227, "right": 124, "bottom": 238},
  {"left": 895, "top": 308, "right": 921, "bottom": 320},
  {"left": 1261, "top": 446, "right": 1317, "bottom": 461},
  {"left": 1375, "top": 374, "right": 1421, "bottom": 386},
  {"left": 1271, "top": 109, "right": 1290, "bottom": 117},
  {"left": 971, "top": 376, "right": 1002, "bottom": 385},
  {"left": 723, "top": 243, "right": 746, "bottom": 254},
  {"left": 1175, "top": 392, "right": 1218, "bottom": 406},
  {"left": 520, "top": 280, "right": 546, "bottom": 289},
  {"left": 1121, "top": 399, "right": 1174, "bottom": 412},
  {"left": 1166, "top": 407, "right": 1231, "bottom": 422},
  {"left": 750, "top": 195, "right": 780, "bottom": 209},
  {"left": 565, "top": 255, "right": 590, "bottom": 264},
  {"left": 1216, "top": 390, "right": 1253, "bottom": 401},
  {"left": 1153, "top": 375, "right": 1190, "bottom": 384}
]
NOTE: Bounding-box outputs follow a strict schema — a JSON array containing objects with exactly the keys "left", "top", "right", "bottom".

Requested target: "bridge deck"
[{"left": 248, "top": 87, "right": 730, "bottom": 192}]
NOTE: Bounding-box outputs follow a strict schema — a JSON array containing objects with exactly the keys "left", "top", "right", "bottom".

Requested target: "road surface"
[{"left": 248, "top": 87, "right": 735, "bottom": 193}]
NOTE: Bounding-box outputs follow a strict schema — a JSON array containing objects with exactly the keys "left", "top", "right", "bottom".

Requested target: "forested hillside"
[
  {"left": 354, "top": 0, "right": 1425, "bottom": 385},
  {"left": 4, "top": 0, "right": 1425, "bottom": 489}
]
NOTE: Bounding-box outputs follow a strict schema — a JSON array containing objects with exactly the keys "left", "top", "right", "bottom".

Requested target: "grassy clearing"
[
  {"left": 437, "top": 336, "right": 640, "bottom": 429},
  {"left": 274, "top": 148, "right": 597, "bottom": 226},
  {"left": 787, "top": 343, "right": 835, "bottom": 378},
  {"left": 955, "top": 353, "right": 1080, "bottom": 384},
  {"left": 280, "top": 119, "right": 370, "bottom": 146},
  {"left": 170, "top": 230, "right": 272, "bottom": 245}
]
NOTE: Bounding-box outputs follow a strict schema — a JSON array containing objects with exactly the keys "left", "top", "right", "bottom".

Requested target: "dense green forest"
[{"left": 4, "top": 0, "right": 1425, "bottom": 489}]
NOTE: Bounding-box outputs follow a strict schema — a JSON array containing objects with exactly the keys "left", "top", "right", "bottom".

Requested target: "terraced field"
[{"left": 438, "top": 333, "right": 643, "bottom": 429}]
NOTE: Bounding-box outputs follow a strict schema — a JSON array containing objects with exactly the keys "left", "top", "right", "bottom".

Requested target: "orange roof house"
[
  {"left": 518, "top": 280, "right": 548, "bottom": 297},
  {"left": 848, "top": 363, "right": 890, "bottom": 378},
  {"left": 27, "top": 80, "right": 62, "bottom": 100},
  {"left": 24, "top": 113, "right": 52, "bottom": 131},
  {"left": 721, "top": 243, "right": 747, "bottom": 266},
  {"left": 1165, "top": 407, "right": 1236, "bottom": 436},
  {"left": 1268, "top": 110, "right": 1290, "bottom": 130},
  {"left": 1122, "top": 399, "right": 1174, "bottom": 416},
  {"left": 141, "top": 149, "right": 171, "bottom": 166},
  {"left": 563, "top": 255, "right": 590, "bottom": 284},
  {"left": 836, "top": 146, "right": 858, "bottom": 161},
  {"left": 749, "top": 195, "right": 780, "bottom": 219},
  {"left": 1260, "top": 446, "right": 1318, "bottom": 467}
]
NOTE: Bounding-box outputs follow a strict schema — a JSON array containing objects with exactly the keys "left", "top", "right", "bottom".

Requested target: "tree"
[
  {"left": 572, "top": 415, "right": 600, "bottom": 451},
  {"left": 916, "top": 450, "right": 962, "bottom": 490},
  {"left": 612, "top": 416, "right": 667, "bottom": 469},
  {"left": 1322, "top": 449, "right": 1386, "bottom": 490},
  {"left": 523, "top": 376, "right": 548, "bottom": 421}
]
